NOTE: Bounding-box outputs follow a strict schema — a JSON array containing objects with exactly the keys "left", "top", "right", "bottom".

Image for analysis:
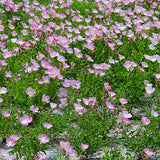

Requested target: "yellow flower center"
[{"left": 22, "top": 120, "right": 27, "bottom": 124}]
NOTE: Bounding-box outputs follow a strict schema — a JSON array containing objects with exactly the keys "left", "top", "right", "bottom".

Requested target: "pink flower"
[
  {"left": 6, "top": 135, "right": 20, "bottom": 147},
  {"left": 50, "top": 102, "right": 57, "bottom": 109},
  {"left": 71, "top": 80, "right": 81, "bottom": 89},
  {"left": 45, "top": 66, "right": 61, "bottom": 78},
  {"left": 83, "top": 98, "right": 90, "bottom": 105},
  {"left": 145, "top": 86, "right": 155, "bottom": 94},
  {"left": 138, "top": 66, "right": 144, "bottom": 72},
  {"left": 108, "top": 91, "right": 116, "bottom": 97},
  {"left": 85, "top": 54, "right": 94, "bottom": 62},
  {"left": 74, "top": 103, "right": 83, "bottom": 111},
  {"left": 10, "top": 135, "right": 20, "bottom": 141},
  {"left": 63, "top": 62, "right": 70, "bottom": 69},
  {"left": 43, "top": 123, "right": 53, "bottom": 129},
  {"left": 26, "top": 87, "right": 36, "bottom": 97},
  {"left": 0, "top": 25, "right": 5, "bottom": 32},
  {"left": 68, "top": 149, "right": 76, "bottom": 157},
  {"left": 38, "top": 134, "right": 49, "bottom": 144},
  {"left": 11, "top": 31, "right": 18, "bottom": 37},
  {"left": 81, "top": 143, "right": 89, "bottom": 150},
  {"left": 116, "top": 40, "right": 123, "bottom": 46},
  {"left": 42, "top": 94, "right": 50, "bottom": 103},
  {"left": 63, "top": 79, "right": 71, "bottom": 87},
  {"left": 58, "top": 88, "right": 67, "bottom": 97},
  {"left": 151, "top": 109, "right": 159, "bottom": 117},
  {"left": 108, "top": 42, "right": 115, "bottom": 50},
  {"left": 71, "top": 62, "right": 75, "bottom": 67},
  {"left": 6, "top": 138, "right": 16, "bottom": 147},
  {"left": 141, "top": 62, "right": 148, "bottom": 68},
  {"left": 100, "top": 63, "right": 111, "bottom": 70},
  {"left": 2, "top": 111, "right": 10, "bottom": 117},
  {"left": 57, "top": 55, "right": 66, "bottom": 62},
  {"left": 41, "top": 60, "right": 51, "bottom": 69},
  {"left": 84, "top": 42, "right": 95, "bottom": 51},
  {"left": 123, "top": 117, "right": 132, "bottom": 124},
  {"left": 30, "top": 105, "right": 40, "bottom": 113},
  {"left": 0, "top": 149, "right": 9, "bottom": 158},
  {"left": 36, "top": 52, "right": 45, "bottom": 60},
  {"left": 123, "top": 61, "right": 137, "bottom": 71},
  {"left": 74, "top": 103, "right": 87, "bottom": 115},
  {"left": 59, "top": 98, "right": 68, "bottom": 108},
  {"left": 105, "top": 101, "right": 114, "bottom": 109},
  {"left": 122, "top": 111, "right": 132, "bottom": 118},
  {"left": 0, "top": 87, "right": 7, "bottom": 94},
  {"left": 104, "top": 83, "right": 112, "bottom": 90},
  {"left": 5, "top": 71, "right": 12, "bottom": 78},
  {"left": 155, "top": 74, "right": 160, "bottom": 80},
  {"left": 144, "top": 54, "right": 157, "bottom": 62},
  {"left": 118, "top": 54, "right": 125, "bottom": 60},
  {"left": 142, "top": 116, "right": 150, "bottom": 125},
  {"left": 19, "top": 115, "right": 32, "bottom": 126},
  {"left": 119, "top": 98, "right": 128, "bottom": 105},
  {"left": 0, "top": 98, "right": 3, "bottom": 103},
  {"left": 144, "top": 148, "right": 154, "bottom": 156},
  {"left": 42, "top": 76, "right": 50, "bottom": 84},
  {"left": 60, "top": 141, "right": 72, "bottom": 152}
]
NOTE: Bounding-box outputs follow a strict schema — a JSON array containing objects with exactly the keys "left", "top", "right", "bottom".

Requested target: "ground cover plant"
[{"left": 0, "top": 0, "right": 160, "bottom": 159}]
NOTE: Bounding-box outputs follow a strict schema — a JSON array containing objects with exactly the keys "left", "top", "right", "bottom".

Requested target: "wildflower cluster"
[{"left": 0, "top": 0, "right": 159, "bottom": 159}]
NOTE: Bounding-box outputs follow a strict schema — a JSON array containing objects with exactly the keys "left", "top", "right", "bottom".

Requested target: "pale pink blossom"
[
  {"left": 118, "top": 54, "right": 125, "bottom": 60},
  {"left": 144, "top": 54, "right": 157, "bottom": 62},
  {"left": 0, "top": 149, "right": 9, "bottom": 158},
  {"left": 74, "top": 103, "right": 87, "bottom": 115},
  {"left": 145, "top": 86, "right": 155, "bottom": 94},
  {"left": 123, "top": 61, "right": 137, "bottom": 71},
  {"left": 30, "top": 105, "right": 40, "bottom": 113},
  {"left": 108, "top": 42, "right": 115, "bottom": 50},
  {"left": 151, "top": 109, "right": 159, "bottom": 117},
  {"left": 26, "top": 87, "right": 36, "bottom": 97},
  {"left": 104, "top": 83, "right": 112, "bottom": 90},
  {"left": 59, "top": 98, "right": 68, "bottom": 108},
  {"left": 63, "top": 79, "right": 72, "bottom": 87},
  {"left": 10, "top": 135, "right": 20, "bottom": 141},
  {"left": 50, "top": 103, "right": 57, "bottom": 109},
  {"left": 142, "top": 116, "right": 150, "bottom": 125},
  {"left": 19, "top": 115, "right": 32, "bottom": 126},
  {"left": 0, "top": 98, "right": 3, "bottom": 103},
  {"left": 105, "top": 101, "right": 114, "bottom": 109},
  {"left": 141, "top": 62, "right": 148, "bottom": 68},
  {"left": 42, "top": 94, "right": 50, "bottom": 103},
  {"left": 43, "top": 123, "right": 53, "bottom": 129},
  {"left": 6, "top": 135, "right": 19, "bottom": 147},
  {"left": 68, "top": 149, "right": 76, "bottom": 157},
  {"left": 155, "top": 74, "right": 160, "bottom": 80},
  {"left": 81, "top": 143, "right": 89, "bottom": 150},
  {"left": 0, "top": 87, "right": 7, "bottom": 94},
  {"left": 60, "top": 141, "right": 72, "bottom": 152},
  {"left": 85, "top": 54, "right": 94, "bottom": 62},
  {"left": 2, "top": 111, "right": 10, "bottom": 117},
  {"left": 119, "top": 98, "right": 128, "bottom": 105},
  {"left": 58, "top": 88, "right": 67, "bottom": 97},
  {"left": 123, "top": 117, "right": 132, "bottom": 124},
  {"left": 6, "top": 138, "right": 16, "bottom": 147},
  {"left": 144, "top": 148, "right": 154, "bottom": 156},
  {"left": 38, "top": 134, "right": 49, "bottom": 144},
  {"left": 122, "top": 111, "right": 132, "bottom": 118},
  {"left": 108, "top": 91, "right": 116, "bottom": 97}
]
